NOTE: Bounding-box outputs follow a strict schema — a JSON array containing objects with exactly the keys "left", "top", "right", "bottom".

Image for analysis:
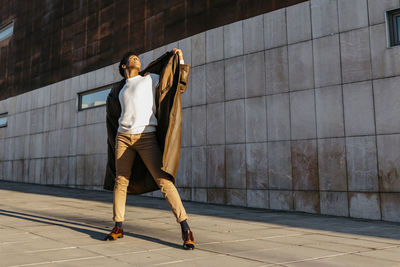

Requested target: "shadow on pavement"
[
  {"left": 1, "top": 180, "right": 400, "bottom": 241},
  {"left": 0, "top": 209, "right": 182, "bottom": 249}
]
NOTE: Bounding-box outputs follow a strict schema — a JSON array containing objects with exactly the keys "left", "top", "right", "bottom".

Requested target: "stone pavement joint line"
[{"left": 1, "top": 181, "right": 400, "bottom": 267}]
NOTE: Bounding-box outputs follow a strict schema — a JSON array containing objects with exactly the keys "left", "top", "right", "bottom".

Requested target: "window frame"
[
  {"left": 0, "top": 21, "right": 14, "bottom": 42},
  {"left": 386, "top": 8, "right": 400, "bottom": 47},
  {"left": 78, "top": 84, "right": 113, "bottom": 111},
  {"left": 0, "top": 112, "right": 8, "bottom": 128}
]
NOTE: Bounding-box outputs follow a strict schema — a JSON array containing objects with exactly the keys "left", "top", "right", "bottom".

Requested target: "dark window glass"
[
  {"left": 0, "top": 22, "right": 13, "bottom": 42},
  {"left": 78, "top": 87, "right": 111, "bottom": 111},
  {"left": 397, "top": 15, "right": 400, "bottom": 40},
  {"left": 387, "top": 9, "right": 400, "bottom": 47},
  {"left": 0, "top": 113, "right": 8, "bottom": 127}
]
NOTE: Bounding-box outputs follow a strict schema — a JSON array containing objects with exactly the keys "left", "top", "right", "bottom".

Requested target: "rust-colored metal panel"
[{"left": 0, "top": 0, "right": 307, "bottom": 101}]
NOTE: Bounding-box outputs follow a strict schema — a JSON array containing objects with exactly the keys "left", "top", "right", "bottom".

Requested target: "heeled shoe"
[
  {"left": 104, "top": 226, "right": 124, "bottom": 241},
  {"left": 182, "top": 229, "right": 195, "bottom": 250}
]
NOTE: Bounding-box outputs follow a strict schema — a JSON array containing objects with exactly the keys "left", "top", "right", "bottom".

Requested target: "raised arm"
[
  {"left": 172, "top": 48, "right": 190, "bottom": 93},
  {"left": 172, "top": 48, "right": 185, "bottom": 65}
]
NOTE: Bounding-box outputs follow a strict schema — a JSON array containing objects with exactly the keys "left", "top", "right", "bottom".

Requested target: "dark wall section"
[{"left": 0, "top": 0, "right": 306, "bottom": 101}]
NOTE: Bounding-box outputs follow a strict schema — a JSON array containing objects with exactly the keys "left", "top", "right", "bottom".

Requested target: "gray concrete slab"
[{"left": 0, "top": 181, "right": 399, "bottom": 267}]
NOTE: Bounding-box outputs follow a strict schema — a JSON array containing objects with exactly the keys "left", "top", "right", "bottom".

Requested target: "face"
[{"left": 124, "top": 55, "right": 141, "bottom": 71}]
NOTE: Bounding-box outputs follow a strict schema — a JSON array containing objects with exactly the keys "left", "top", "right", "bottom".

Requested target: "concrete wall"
[{"left": 1, "top": 0, "right": 400, "bottom": 223}]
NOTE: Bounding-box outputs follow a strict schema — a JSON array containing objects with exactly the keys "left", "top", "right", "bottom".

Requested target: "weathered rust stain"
[
  {"left": 378, "top": 161, "right": 400, "bottom": 191},
  {"left": 291, "top": 141, "right": 318, "bottom": 191}
]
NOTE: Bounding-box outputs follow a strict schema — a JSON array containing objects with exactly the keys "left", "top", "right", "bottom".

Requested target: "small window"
[
  {"left": 0, "top": 22, "right": 13, "bottom": 42},
  {"left": 78, "top": 86, "right": 111, "bottom": 111},
  {"left": 0, "top": 113, "right": 8, "bottom": 127},
  {"left": 387, "top": 8, "right": 400, "bottom": 47}
]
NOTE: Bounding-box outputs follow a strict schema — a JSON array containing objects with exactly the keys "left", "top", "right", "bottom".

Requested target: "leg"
[
  {"left": 134, "top": 132, "right": 188, "bottom": 223},
  {"left": 113, "top": 133, "right": 136, "bottom": 222}
]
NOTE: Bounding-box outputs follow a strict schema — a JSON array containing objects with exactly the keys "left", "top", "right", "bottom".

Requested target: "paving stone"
[
  {"left": 287, "top": 253, "right": 400, "bottom": 267},
  {"left": 233, "top": 244, "right": 336, "bottom": 264},
  {"left": 1, "top": 179, "right": 400, "bottom": 266},
  {"left": 356, "top": 244, "right": 400, "bottom": 262}
]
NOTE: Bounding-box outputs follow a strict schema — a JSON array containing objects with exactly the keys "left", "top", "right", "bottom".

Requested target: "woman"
[{"left": 104, "top": 48, "right": 195, "bottom": 250}]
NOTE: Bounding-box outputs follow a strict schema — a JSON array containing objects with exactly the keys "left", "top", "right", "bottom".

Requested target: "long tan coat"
[{"left": 103, "top": 51, "right": 190, "bottom": 194}]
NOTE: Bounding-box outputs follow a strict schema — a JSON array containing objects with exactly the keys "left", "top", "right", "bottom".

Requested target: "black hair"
[{"left": 119, "top": 51, "right": 137, "bottom": 78}]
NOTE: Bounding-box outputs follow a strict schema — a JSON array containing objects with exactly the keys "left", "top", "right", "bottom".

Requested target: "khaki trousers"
[{"left": 113, "top": 131, "right": 188, "bottom": 223}]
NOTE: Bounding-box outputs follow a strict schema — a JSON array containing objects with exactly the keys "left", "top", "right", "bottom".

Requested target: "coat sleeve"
[
  {"left": 178, "top": 64, "right": 190, "bottom": 93},
  {"left": 103, "top": 80, "right": 124, "bottom": 191},
  {"left": 140, "top": 51, "right": 171, "bottom": 75}
]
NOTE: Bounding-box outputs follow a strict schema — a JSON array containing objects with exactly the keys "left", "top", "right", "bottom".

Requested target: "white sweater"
[{"left": 117, "top": 59, "right": 184, "bottom": 134}]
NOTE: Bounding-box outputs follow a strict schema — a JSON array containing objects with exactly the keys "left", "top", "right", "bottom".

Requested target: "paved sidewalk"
[{"left": 1, "top": 181, "right": 400, "bottom": 267}]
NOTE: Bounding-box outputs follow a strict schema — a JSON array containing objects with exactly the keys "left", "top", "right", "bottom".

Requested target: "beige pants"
[{"left": 113, "top": 131, "right": 188, "bottom": 223}]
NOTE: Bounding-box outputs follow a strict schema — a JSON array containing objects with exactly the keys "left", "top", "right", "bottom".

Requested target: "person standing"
[{"left": 104, "top": 48, "right": 195, "bottom": 250}]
